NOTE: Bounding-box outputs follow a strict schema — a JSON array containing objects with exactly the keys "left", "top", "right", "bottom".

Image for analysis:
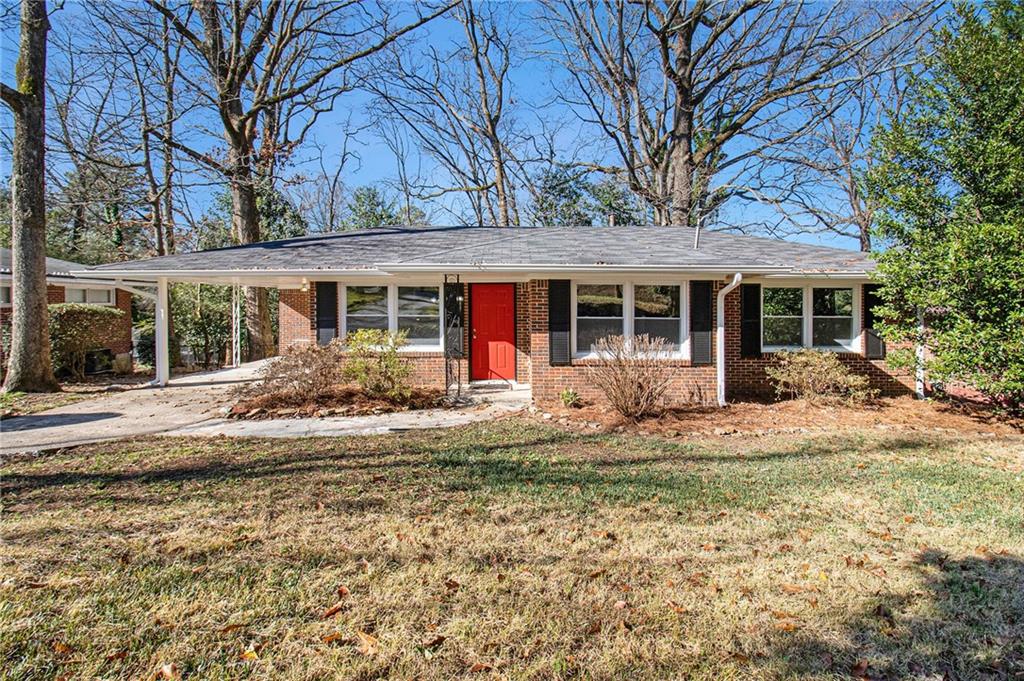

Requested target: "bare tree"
[
  {"left": 370, "top": 0, "right": 532, "bottom": 226},
  {"left": 539, "top": 0, "right": 938, "bottom": 230},
  {"left": 144, "top": 0, "right": 455, "bottom": 359},
  {"left": 1, "top": 0, "right": 60, "bottom": 391},
  {"left": 751, "top": 61, "right": 917, "bottom": 250}
]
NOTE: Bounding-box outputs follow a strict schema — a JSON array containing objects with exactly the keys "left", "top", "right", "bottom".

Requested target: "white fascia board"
[{"left": 759, "top": 271, "right": 872, "bottom": 280}]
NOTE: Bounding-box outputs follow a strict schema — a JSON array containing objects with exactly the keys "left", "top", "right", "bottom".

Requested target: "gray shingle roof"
[
  {"left": 81, "top": 225, "right": 874, "bottom": 276},
  {"left": 0, "top": 247, "right": 90, "bottom": 277}
]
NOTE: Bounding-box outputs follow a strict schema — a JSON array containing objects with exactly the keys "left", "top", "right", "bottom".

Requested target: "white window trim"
[
  {"left": 338, "top": 282, "right": 444, "bottom": 352},
  {"left": 761, "top": 284, "right": 860, "bottom": 353},
  {"left": 63, "top": 285, "right": 115, "bottom": 306},
  {"left": 571, "top": 281, "right": 690, "bottom": 360}
]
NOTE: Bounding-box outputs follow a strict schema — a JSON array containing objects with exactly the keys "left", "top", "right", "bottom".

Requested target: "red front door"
[{"left": 470, "top": 284, "right": 516, "bottom": 381}]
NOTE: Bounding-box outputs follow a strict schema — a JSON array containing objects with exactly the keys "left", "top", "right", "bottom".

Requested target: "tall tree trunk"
[
  {"left": 228, "top": 148, "right": 273, "bottom": 360},
  {"left": 1, "top": 0, "right": 59, "bottom": 392}
]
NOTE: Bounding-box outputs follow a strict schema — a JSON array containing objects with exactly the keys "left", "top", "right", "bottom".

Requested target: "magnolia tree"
[{"left": 866, "top": 1, "right": 1024, "bottom": 411}]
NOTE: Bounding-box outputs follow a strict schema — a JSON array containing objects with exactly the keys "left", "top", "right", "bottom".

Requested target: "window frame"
[
  {"left": 760, "top": 283, "right": 860, "bottom": 354},
  {"left": 570, "top": 280, "right": 690, "bottom": 359},
  {"left": 339, "top": 282, "right": 444, "bottom": 351},
  {"left": 0, "top": 284, "right": 11, "bottom": 307},
  {"left": 63, "top": 286, "right": 115, "bottom": 306}
]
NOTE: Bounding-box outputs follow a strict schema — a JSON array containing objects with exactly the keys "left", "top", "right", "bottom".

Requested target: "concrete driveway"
[{"left": 0, "top": 362, "right": 267, "bottom": 455}]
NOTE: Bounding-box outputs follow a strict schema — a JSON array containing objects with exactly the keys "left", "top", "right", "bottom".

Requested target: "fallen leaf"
[
  {"left": 903, "top": 515, "right": 915, "bottom": 524},
  {"left": 421, "top": 635, "right": 446, "bottom": 650},
  {"left": 52, "top": 641, "right": 73, "bottom": 656},
  {"left": 702, "top": 543, "right": 718, "bottom": 552},
  {"left": 444, "top": 578, "right": 461, "bottom": 591},
  {"left": 105, "top": 650, "right": 128, "bottom": 663},
  {"left": 775, "top": 620, "right": 799, "bottom": 632},
  {"left": 220, "top": 623, "right": 246, "bottom": 634},
  {"left": 585, "top": 621, "right": 601, "bottom": 635},
  {"left": 587, "top": 569, "right": 606, "bottom": 580},
  {"left": 797, "top": 528, "right": 813, "bottom": 542},
  {"left": 851, "top": 659, "right": 870, "bottom": 678},
  {"left": 355, "top": 630, "right": 379, "bottom": 656},
  {"left": 336, "top": 585, "right": 350, "bottom": 598},
  {"left": 468, "top": 662, "right": 493, "bottom": 672},
  {"left": 771, "top": 610, "right": 794, "bottom": 619},
  {"left": 592, "top": 530, "right": 617, "bottom": 540},
  {"left": 778, "top": 543, "right": 794, "bottom": 553},
  {"left": 321, "top": 632, "right": 344, "bottom": 644},
  {"left": 613, "top": 599, "right": 628, "bottom": 609},
  {"left": 666, "top": 600, "right": 687, "bottom": 614},
  {"left": 781, "top": 583, "right": 803, "bottom": 594},
  {"left": 321, "top": 601, "right": 346, "bottom": 619},
  {"left": 240, "top": 648, "right": 258, "bottom": 661}
]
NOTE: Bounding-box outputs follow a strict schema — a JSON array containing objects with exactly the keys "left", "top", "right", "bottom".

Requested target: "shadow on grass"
[
  {"left": 764, "top": 550, "right": 1024, "bottom": 679},
  {"left": 1, "top": 425, "right": 945, "bottom": 516}
]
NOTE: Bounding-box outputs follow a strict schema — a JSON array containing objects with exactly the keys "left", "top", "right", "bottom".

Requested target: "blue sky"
[{"left": 0, "top": 1, "right": 885, "bottom": 254}]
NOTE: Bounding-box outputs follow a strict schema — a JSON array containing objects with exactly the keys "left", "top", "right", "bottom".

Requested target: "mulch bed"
[
  {"left": 228, "top": 385, "right": 446, "bottom": 420},
  {"left": 533, "top": 395, "right": 1024, "bottom": 438}
]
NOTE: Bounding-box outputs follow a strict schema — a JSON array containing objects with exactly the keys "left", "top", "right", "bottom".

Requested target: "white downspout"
[
  {"left": 716, "top": 273, "right": 743, "bottom": 407},
  {"left": 153, "top": 277, "right": 170, "bottom": 387}
]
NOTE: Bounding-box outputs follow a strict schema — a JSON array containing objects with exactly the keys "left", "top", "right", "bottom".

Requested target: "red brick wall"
[
  {"left": 526, "top": 280, "right": 720, "bottom": 406},
  {"left": 277, "top": 279, "right": 914, "bottom": 404},
  {"left": 722, "top": 284, "right": 914, "bottom": 399},
  {"left": 279, "top": 288, "right": 315, "bottom": 351},
  {"left": 1, "top": 283, "right": 133, "bottom": 373}
]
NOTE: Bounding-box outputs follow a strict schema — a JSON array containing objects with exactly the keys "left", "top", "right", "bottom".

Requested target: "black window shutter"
[
  {"left": 444, "top": 282, "right": 465, "bottom": 358},
  {"left": 315, "top": 282, "right": 337, "bottom": 345},
  {"left": 690, "top": 281, "right": 713, "bottom": 365},
  {"left": 740, "top": 283, "right": 761, "bottom": 358},
  {"left": 548, "top": 280, "right": 571, "bottom": 366},
  {"left": 864, "top": 283, "right": 886, "bottom": 359}
]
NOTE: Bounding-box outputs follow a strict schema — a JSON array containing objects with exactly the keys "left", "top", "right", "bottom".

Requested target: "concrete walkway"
[
  {"left": 1, "top": 369, "right": 530, "bottom": 454},
  {"left": 0, "top": 362, "right": 268, "bottom": 455},
  {"left": 166, "top": 396, "right": 526, "bottom": 439}
]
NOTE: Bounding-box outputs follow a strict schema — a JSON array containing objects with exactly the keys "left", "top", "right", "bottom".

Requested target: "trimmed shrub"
[
  {"left": 586, "top": 334, "right": 673, "bottom": 420},
  {"left": 343, "top": 329, "right": 412, "bottom": 403},
  {"left": 255, "top": 340, "right": 346, "bottom": 400},
  {"left": 49, "top": 303, "right": 126, "bottom": 380},
  {"left": 765, "top": 349, "right": 877, "bottom": 404}
]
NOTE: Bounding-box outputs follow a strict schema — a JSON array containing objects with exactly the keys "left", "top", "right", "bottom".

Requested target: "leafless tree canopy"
[{"left": 539, "top": 0, "right": 938, "bottom": 230}]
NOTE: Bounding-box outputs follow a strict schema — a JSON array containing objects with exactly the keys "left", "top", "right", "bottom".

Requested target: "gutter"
[{"left": 716, "top": 273, "right": 743, "bottom": 407}]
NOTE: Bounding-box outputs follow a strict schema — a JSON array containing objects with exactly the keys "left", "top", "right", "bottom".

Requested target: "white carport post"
[
  {"left": 716, "top": 273, "right": 743, "bottom": 407},
  {"left": 155, "top": 277, "right": 170, "bottom": 386},
  {"left": 230, "top": 284, "right": 241, "bottom": 367}
]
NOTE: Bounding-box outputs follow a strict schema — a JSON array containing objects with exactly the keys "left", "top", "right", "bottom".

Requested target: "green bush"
[
  {"left": 559, "top": 388, "right": 581, "bottom": 408},
  {"left": 765, "top": 350, "right": 876, "bottom": 405},
  {"left": 343, "top": 329, "right": 412, "bottom": 403},
  {"left": 49, "top": 303, "right": 126, "bottom": 380}
]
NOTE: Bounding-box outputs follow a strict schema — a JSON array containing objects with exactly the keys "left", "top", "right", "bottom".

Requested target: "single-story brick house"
[
  {"left": 1, "top": 248, "right": 134, "bottom": 374},
  {"left": 77, "top": 225, "right": 911, "bottom": 405}
]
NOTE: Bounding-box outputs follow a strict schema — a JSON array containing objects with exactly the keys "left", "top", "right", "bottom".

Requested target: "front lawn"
[{"left": 1, "top": 421, "right": 1022, "bottom": 679}]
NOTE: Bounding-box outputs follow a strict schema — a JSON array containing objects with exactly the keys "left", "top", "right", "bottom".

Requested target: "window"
[
  {"left": 812, "top": 287, "right": 853, "bottom": 349},
  {"left": 397, "top": 285, "right": 440, "bottom": 344},
  {"left": 345, "top": 286, "right": 389, "bottom": 333},
  {"left": 762, "top": 287, "right": 804, "bottom": 348},
  {"left": 575, "top": 284, "right": 623, "bottom": 353},
  {"left": 0, "top": 285, "right": 10, "bottom": 306},
  {"left": 65, "top": 288, "right": 113, "bottom": 305},
  {"left": 634, "top": 285, "right": 681, "bottom": 349},
  {"left": 342, "top": 283, "right": 443, "bottom": 348},
  {"left": 761, "top": 284, "right": 859, "bottom": 352}
]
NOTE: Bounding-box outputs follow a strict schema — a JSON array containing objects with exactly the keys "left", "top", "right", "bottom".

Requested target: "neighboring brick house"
[
  {"left": 84, "top": 225, "right": 913, "bottom": 403},
  {"left": 1, "top": 248, "right": 134, "bottom": 374}
]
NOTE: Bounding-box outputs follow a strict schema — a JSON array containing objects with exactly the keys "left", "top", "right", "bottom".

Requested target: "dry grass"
[{"left": 2, "top": 421, "right": 1022, "bottom": 680}]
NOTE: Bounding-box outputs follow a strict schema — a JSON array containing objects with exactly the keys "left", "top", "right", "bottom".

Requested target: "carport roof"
[{"left": 76, "top": 225, "right": 874, "bottom": 279}]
